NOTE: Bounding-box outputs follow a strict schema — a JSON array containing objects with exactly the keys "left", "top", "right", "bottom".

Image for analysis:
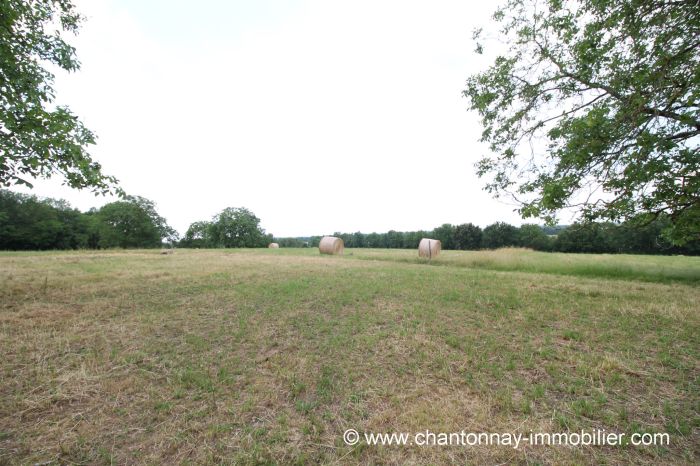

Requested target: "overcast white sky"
[{"left": 17, "top": 0, "right": 527, "bottom": 237}]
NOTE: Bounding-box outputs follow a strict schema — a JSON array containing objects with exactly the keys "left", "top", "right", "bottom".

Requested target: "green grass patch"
[{"left": 0, "top": 248, "right": 697, "bottom": 464}]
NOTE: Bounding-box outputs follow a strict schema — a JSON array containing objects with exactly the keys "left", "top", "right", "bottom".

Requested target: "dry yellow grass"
[{"left": 0, "top": 249, "right": 698, "bottom": 464}]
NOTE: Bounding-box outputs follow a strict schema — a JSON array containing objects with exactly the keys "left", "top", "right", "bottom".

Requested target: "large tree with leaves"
[
  {"left": 209, "top": 207, "right": 271, "bottom": 248},
  {"left": 95, "top": 196, "right": 175, "bottom": 249},
  {"left": 125, "top": 195, "right": 178, "bottom": 244},
  {"left": 0, "top": 0, "right": 118, "bottom": 193},
  {"left": 181, "top": 221, "right": 214, "bottom": 248},
  {"left": 453, "top": 223, "right": 483, "bottom": 250},
  {"left": 465, "top": 0, "right": 699, "bottom": 244}
]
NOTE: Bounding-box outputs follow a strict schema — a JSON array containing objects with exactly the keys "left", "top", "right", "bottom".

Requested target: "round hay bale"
[
  {"left": 268, "top": 243, "right": 280, "bottom": 248},
  {"left": 418, "top": 238, "right": 441, "bottom": 259},
  {"left": 319, "top": 236, "right": 344, "bottom": 255}
]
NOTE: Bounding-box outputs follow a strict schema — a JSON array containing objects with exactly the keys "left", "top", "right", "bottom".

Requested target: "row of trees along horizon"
[
  {"left": 2, "top": 190, "right": 699, "bottom": 255},
  {"left": 2, "top": 1, "right": 697, "bottom": 255}
]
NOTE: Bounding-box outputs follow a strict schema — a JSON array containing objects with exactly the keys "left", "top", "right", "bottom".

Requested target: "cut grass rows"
[{"left": 0, "top": 249, "right": 698, "bottom": 464}]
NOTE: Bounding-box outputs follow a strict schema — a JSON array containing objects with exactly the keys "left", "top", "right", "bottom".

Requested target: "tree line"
[
  {"left": 277, "top": 219, "right": 700, "bottom": 255},
  {"left": 0, "top": 190, "right": 272, "bottom": 250},
  {"left": 0, "top": 190, "right": 176, "bottom": 250},
  {"left": 2, "top": 0, "right": 697, "bottom": 249},
  {"left": 2, "top": 189, "right": 698, "bottom": 254}
]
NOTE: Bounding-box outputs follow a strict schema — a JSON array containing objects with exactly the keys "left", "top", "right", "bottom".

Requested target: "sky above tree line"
[{"left": 17, "top": 0, "right": 533, "bottom": 237}]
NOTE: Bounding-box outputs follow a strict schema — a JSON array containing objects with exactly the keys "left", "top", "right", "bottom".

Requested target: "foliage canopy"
[
  {"left": 181, "top": 207, "right": 271, "bottom": 248},
  {"left": 465, "top": 0, "right": 700, "bottom": 243},
  {"left": 0, "top": 0, "right": 118, "bottom": 193},
  {"left": 0, "top": 190, "right": 173, "bottom": 249}
]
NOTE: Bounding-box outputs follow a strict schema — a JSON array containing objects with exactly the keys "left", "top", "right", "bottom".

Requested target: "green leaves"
[
  {"left": 182, "top": 208, "right": 270, "bottom": 248},
  {"left": 94, "top": 196, "right": 175, "bottom": 248},
  {"left": 0, "top": 0, "right": 118, "bottom": 194},
  {"left": 464, "top": 0, "right": 700, "bottom": 244}
]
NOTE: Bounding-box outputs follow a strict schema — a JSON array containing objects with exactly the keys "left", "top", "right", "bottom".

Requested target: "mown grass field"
[{"left": 0, "top": 248, "right": 698, "bottom": 464}]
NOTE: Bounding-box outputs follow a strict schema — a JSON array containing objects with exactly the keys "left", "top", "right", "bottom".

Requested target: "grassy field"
[{"left": 0, "top": 248, "right": 698, "bottom": 464}]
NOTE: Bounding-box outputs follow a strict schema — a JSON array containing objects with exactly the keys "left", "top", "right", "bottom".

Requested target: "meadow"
[{"left": 0, "top": 248, "right": 698, "bottom": 464}]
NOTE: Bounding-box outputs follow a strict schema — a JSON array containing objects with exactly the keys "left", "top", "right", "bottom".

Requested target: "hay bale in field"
[
  {"left": 160, "top": 248, "right": 174, "bottom": 255},
  {"left": 418, "top": 238, "right": 441, "bottom": 259},
  {"left": 268, "top": 243, "right": 280, "bottom": 248},
  {"left": 319, "top": 236, "right": 344, "bottom": 255}
]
